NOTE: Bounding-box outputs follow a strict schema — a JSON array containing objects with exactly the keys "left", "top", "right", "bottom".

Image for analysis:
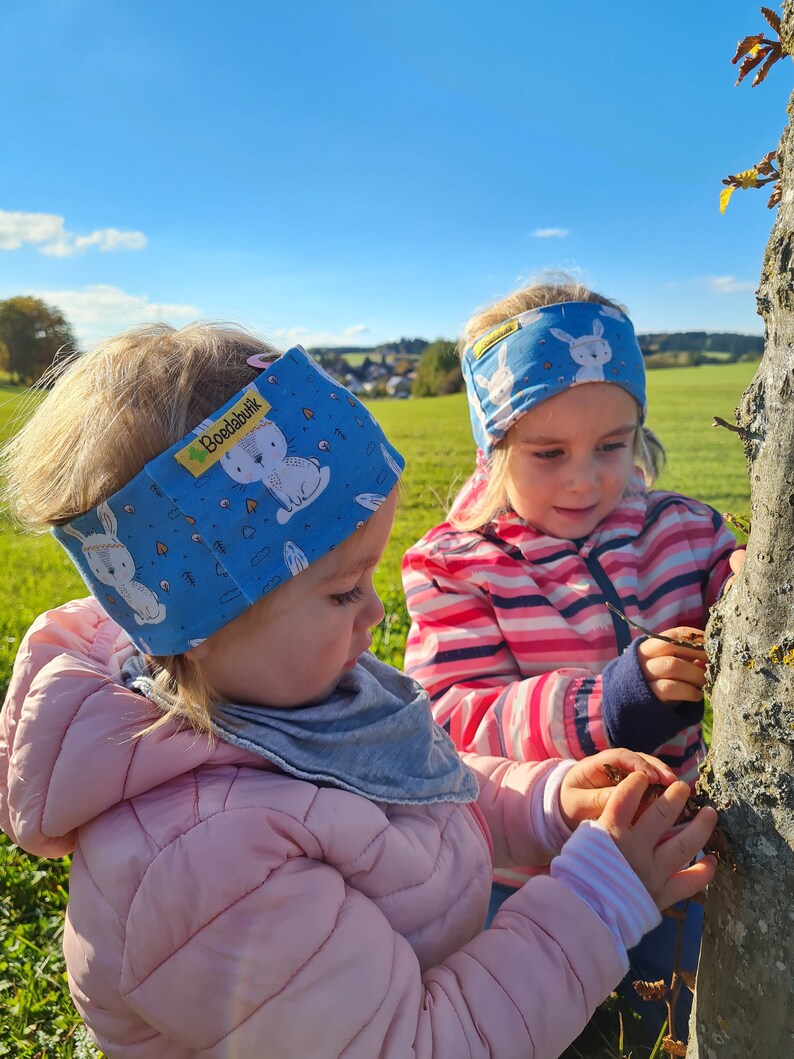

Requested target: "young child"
[
  {"left": 0, "top": 323, "right": 718, "bottom": 1059},
  {"left": 401, "top": 278, "right": 740, "bottom": 1026}
]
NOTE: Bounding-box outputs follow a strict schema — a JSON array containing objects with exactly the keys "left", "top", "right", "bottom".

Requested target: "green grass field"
[{"left": 0, "top": 362, "right": 756, "bottom": 1056}]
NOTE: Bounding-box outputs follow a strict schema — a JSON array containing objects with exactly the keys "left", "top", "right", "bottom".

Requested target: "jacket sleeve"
[
  {"left": 116, "top": 807, "right": 633, "bottom": 1059},
  {"left": 402, "top": 544, "right": 615, "bottom": 763},
  {"left": 462, "top": 753, "right": 572, "bottom": 869}
]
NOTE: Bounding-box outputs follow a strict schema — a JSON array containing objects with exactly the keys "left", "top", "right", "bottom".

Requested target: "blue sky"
[{"left": 2, "top": 1, "right": 791, "bottom": 349}]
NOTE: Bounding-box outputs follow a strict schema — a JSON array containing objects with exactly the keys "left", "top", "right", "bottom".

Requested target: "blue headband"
[
  {"left": 53, "top": 346, "right": 405, "bottom": 655},
  {"left": 461, "top": 301, "right": 646, "bottom": 454}
]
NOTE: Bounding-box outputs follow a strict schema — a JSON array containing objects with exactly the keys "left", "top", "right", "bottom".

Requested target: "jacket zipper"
[{"left": 582, "top": 550, "right": 632, "bottom": 654}]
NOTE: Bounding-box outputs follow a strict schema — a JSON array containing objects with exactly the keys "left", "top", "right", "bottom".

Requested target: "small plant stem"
[{"left": 604, "top": 602, "right": 706, "bottom": 652}]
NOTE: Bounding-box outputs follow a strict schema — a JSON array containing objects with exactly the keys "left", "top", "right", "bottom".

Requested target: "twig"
[
  {"left": 712, "top": 415, "right": 744, "bottom": 434},
  {"left": 605, "top": 602, "right": 706, "bottom": 652}
]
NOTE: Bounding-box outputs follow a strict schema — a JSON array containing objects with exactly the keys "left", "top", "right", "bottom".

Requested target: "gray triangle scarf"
[{"left": 123, "top": 652, "right": 478, "bottom": 806}]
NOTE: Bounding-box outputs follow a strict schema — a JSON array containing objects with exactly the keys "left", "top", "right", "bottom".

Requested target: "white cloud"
[
  {"left": 344, "top": 323, "right": 369, "bottom": 335},
  {"left": 0, "top": 209, "right": 147, "bottom": 257},
  {"left": 31, "top": 284, "right": 200, "bottom": 346},
  {"left": 704, "top": 275, "right": 756, "bottom": 295},
  {"left": 532, "top": 227, "right": 570, "bottom": 238}
]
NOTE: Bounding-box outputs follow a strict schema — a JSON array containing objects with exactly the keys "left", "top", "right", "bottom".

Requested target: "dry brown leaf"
[
  {"left": 736, "top": 44, "right": 770, "bottom": 85},
  {"left": 753, "top": 43, "right": 784, "bottom": 86},
  {"left": 663, "top": 1037, "right": 687, "bottom": 1057},
  {"left": 731, "top": 32, "right": 764, "bottom": 65},
  {"left": 761, "top": 6, "right": 781, "bottom": 33},
  {"left": 633, "top": 978, "right": 667, "bottom": 1001}
]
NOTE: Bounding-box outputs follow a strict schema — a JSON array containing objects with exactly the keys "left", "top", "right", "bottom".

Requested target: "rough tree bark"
[{"left": 687, "top": 10, "right": 794, "bottom": 1056}]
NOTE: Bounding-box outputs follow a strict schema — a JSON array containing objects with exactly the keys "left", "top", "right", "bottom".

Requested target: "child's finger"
[
  {"left": 634, "top": 753, "right": 678, "bottom": 786},
  {"left": 650, "top": 678, "right": 705, "bottom": 704},
  {"left": 598, "top": 771, "right": 650, "bottom": 832},
  {"left": 658, "top": 855, "right": 717, "bottom": 910},
  {"left": 601, "top": 749, "right": 671, "bottom": 785},
  {"left": 643, "top": 655, "right": 708, "bottom": 684},
  {"left": 632, "top": 780, "right": 692, "bottom": 840},
  {"left": 655, "top": 806, "right": 719, "bottom": 874}
]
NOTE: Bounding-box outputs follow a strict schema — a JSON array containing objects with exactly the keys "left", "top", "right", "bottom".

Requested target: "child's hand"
[
  {"left": 637, "top": 628, "right": 707, "bottom": 704},
  {"left": 559, "top": 749, "right": 677, "bottom": 829},
  {"left": 595, "top": 772, "right": 718, "bottom": 910}
]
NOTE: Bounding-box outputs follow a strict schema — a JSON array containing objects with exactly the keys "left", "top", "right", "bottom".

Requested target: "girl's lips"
[
  {"left": 343, "top": 643, "right": 369, "bottom": 670},
  {"left": 553, "top": 504, "right": 598, "bottom": 519}
]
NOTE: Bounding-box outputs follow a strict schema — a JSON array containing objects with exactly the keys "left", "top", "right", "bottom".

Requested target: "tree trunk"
[{"left": 687, "top": 11, "right": 794, "bottom": 1056}]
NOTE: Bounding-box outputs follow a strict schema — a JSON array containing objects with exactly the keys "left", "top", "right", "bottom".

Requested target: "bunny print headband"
[
  {"left": 461, "top": 301, "right": 647, "bottom": 455},
  {"left": 53, "top": 346, "right": 405, "bottom": 656}
]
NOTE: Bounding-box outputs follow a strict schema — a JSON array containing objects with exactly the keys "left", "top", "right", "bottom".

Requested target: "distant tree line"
[
  {"left": 311, "top": 338, "right": 428, "bottom": 361},
  {"left": 1, "top": 296, "right": 762, "bottom": 394},
  {"left": 639, "top": 330, "right": 763, "bottom": 367}
]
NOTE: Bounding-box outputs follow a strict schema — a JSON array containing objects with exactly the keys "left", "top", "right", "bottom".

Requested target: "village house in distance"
[{"left": 307, "top": 331, "right": 764, "bottom": 400}]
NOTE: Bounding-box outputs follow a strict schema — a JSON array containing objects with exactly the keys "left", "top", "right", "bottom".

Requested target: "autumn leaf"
[
  {"left": 731, "top": 32, "right": 764, "bottom": 65},
  {"left": 753, "top": 42, "right": 785, "bottom": 86},
  {"left": 720, "top": 186, "right": 736, "bottom": 214},
  {"left": 633, "top": 979, "right": 667, "bottom": 1002},
  {"left": 756, "top": 149, "right": 778, "bottom": 175},
  {"left": 662, "top": 1037, "right": 687, "bottom": 1057},
  {"left": 731, "top": 12, "right": 787, "bottom": 87},
  {"left": 761, "top": 5, "right": 781, "bottom": 33},
  {"left": 720, "top": 153, "right": 780, "bottom": 213},
  {"left": 735, "top": 43, "right": 769, "bottom": 85}
]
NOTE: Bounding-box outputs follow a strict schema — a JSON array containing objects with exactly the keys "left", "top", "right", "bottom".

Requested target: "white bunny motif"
[
  {"left": 63, "top": 502, "right": 166, "bottom": 625},
  {"left": 474, "top": 342, "right": 515, "bottom": 411},
  {"left": 283, "top": 540, "right": 309, "bottom": 577},
  {"left": 220, "top": 419, "right": 330, "bottom": 525},
  {"left": 549, "top": 320, "right": 613, "bottom": 382}
]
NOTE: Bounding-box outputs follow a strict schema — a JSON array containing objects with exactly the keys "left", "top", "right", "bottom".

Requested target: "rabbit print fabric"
[
  {"left": 462, "top": 302, "right": 647, "bottom": 454},
  {"left": 53, "top": 346, "right": 404, "bottom": 655}
]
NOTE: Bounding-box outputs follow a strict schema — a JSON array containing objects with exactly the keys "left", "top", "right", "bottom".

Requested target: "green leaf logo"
[{"left": 188, "top": 445, "right": 207, "bottom": 464}]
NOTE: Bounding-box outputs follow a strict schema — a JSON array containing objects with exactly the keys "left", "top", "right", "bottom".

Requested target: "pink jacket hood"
[
  {"left": 1, "top": 598, "right": 265, "bottom": 855},
  {"left": 2, "top": 598, "right": 629, "bottom": 1059}
]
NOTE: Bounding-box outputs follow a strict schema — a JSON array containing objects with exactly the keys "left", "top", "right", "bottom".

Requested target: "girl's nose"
[
  {"left": 567, "top": 459, "right": 599, "bottom": 492},
  {"left": 362, "top": 582, "right": 385, "bottom": 630}
]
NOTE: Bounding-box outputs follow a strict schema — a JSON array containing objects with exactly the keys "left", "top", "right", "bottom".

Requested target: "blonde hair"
[
  {"left": 452, "top": 275, "right": 665, "bottom": 531},
  {"left": 2, "top": 321, "right": 279, "bottom": 734}
]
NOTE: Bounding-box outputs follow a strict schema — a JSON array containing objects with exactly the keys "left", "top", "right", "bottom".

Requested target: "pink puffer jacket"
[{"left": 1, "top": 599, "right": 628, "bottom": 1058}]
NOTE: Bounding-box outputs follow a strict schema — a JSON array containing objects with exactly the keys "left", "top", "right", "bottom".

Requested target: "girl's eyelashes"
[
  {"left": 529, "top": 440, "right": 628, "bottom": 460},
  {"left": 331, "top": 586, "right": 365, "bottom": 606}
]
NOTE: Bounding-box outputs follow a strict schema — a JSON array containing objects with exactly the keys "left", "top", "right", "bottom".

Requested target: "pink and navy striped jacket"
[{"left": 402, "top": 468, "right": 735, "bottom": 883}]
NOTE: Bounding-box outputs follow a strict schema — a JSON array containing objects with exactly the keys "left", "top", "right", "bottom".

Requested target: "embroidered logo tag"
[
  {"left": 175, "top": 388, "right": 271, "bottom": 477},
  {"left": 472, "top": 318, "right": 519, "bottom": 359}
]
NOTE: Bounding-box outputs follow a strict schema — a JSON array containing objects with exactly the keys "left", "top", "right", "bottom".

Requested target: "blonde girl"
[{"left": 402, "top": 278, "right": 740, "bottom": 1027}]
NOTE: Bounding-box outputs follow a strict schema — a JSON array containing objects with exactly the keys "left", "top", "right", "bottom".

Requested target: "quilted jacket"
[{"left": 2, "top": 598, "right": 644, "bottom": 1058}]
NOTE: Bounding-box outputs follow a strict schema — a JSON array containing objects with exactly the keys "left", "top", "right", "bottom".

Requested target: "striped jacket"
[{"left": 402, "top": 468, "right": 736, "bottom": 794}]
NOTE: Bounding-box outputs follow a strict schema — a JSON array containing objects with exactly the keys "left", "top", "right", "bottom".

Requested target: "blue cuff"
[{"left": 601, "top": 639, "right": 704, "bottom": 754}]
